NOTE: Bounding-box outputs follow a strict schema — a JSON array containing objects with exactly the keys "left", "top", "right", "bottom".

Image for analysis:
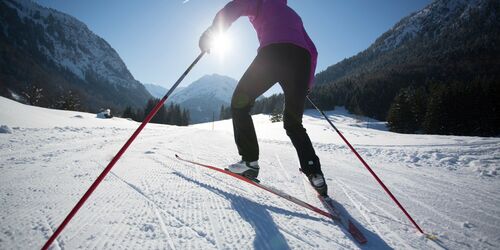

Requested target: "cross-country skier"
[{"left": 199, "top": 0, "right": 326, "bottom": 195}]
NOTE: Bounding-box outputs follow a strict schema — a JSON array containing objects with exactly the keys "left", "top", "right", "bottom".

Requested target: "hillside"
[
  {"left": 310, "top": 0, "right": 500, "bottom": 135},
  {"left": 0, "top": 0, "right": 152, "bottom": 112},
  {"left": 1, "top": 96, "right": 499, "bottom": 249}
]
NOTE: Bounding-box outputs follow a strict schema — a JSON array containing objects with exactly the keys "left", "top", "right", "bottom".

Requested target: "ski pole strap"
[{"left": 306, "top": 96, "right": 426, "bottom": 235}]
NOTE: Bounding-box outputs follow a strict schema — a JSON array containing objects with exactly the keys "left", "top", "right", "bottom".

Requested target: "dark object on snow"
[
  {"left": 0, "top": 125, "right": 13, "bottom": 134},
  {"left": 97, "top": 109, "right": 113, "bottom": 119}
]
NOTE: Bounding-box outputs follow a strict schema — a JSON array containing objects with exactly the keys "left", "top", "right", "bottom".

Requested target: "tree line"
[
  {"left": 219, "top": 94, "right": 285, "bottom": 121},
  {"left": 386, "top": 78, "right": 499, "bottom": 135},
  {"left": 122, "top": 99, "right": 190, "bottom": 126}
]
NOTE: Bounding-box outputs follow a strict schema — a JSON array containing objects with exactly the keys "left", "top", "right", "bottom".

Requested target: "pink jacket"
[{"left": 211, "top": 0, "right": 318, "bottom": 88}]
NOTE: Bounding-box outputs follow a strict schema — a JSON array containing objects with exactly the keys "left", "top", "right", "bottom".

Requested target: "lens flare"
[{"left": 210, "top": 32, "right": 231, "bottom": 59}]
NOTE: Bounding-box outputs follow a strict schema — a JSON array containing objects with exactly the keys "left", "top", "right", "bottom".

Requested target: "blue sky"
[{"left": 35, "top": 0, "right": 431, "bottom": 94}]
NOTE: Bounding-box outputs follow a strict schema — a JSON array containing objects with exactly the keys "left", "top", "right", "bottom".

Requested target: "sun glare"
[{"left": 210, "top": 32, "right": 231, "bottom": 58}]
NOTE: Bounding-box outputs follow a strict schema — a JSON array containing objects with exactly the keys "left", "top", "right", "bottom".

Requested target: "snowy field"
[{"left": 1, "top": 96, "right": 499, "bottom": 249}]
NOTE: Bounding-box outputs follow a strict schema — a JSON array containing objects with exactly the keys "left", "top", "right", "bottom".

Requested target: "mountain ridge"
[
  {"left": 308, "top": 0, "right": 499, "bottom": 135},
  {"left": 167, "top": 74, "right": 238, "bottom": 123},
  {"left": 0, "top": 0, "right": 152, "bottom": 112},
  {"left": 314, "top": 0, "right": 498, "bottom": 85}
]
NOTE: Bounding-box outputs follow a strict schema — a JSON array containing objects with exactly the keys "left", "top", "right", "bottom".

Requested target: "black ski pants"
[{"left": 231, "top": 43, "right": 322, "bottom": 176}]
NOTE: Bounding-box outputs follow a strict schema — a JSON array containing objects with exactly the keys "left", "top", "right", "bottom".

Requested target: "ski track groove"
[
  {"left": 386, "top": 182, "right": 493, "bottom": 246},
  {"left": 140, "top": 167, "right": 204, "bottom": 249},
  {"left": 84, "top": 177, "right": 141, "bottom": 250},
  {"left": 335, "top": 178, "right": 414, "bottom": 249},
  {"left": 39, "top": 141, "right": 132, "bottom": 249},
  {"left": 142, "top": 179, "right": 177, "bottom": 250},
  {"left": 107, "top": 168, "right": 217, "bottom": 249},
  {"left": 42, "top": 213, "right": 62, "bottom": 250},
  {"left": 275, "top": 153, "right": 292, "bottom": 181},
  {"left": 166, "top": 160, "right": 248, "bottom": 248}
]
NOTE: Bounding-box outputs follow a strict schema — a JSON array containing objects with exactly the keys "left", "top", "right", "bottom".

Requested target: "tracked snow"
[{"left": 0, "top": 96, "right": 499, "bottom": 249}]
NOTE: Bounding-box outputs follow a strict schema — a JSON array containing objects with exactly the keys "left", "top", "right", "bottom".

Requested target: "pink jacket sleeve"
[{"left": 211, "top": 0, "right": 259, "bottom": 31}]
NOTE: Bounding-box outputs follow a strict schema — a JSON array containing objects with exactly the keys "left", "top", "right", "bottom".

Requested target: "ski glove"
[{"left": 199, "top": 26, "right": 215, "bottom": 53}]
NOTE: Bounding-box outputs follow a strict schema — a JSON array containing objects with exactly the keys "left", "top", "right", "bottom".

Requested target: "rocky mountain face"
[
  {"left": 167, "top": 74, "right": 238, "bottom": 124},
  {"left": 0, "top": 0, "right": 152, "bottom": 112}
]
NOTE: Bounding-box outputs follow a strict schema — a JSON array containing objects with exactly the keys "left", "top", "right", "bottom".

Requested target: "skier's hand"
[{"left": 199, "top": 27, "right": 214, "bottom": 53}]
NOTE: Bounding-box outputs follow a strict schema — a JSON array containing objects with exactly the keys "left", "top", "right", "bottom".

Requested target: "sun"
[{"left": 210, "top": 32, "right": 231, "bottom": 56}]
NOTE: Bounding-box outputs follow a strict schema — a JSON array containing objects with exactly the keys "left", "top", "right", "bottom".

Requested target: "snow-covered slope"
[
  {"left": 1, "top": 96, "right": 499, "bottom": 249},
  {"left": 167, "top": 74, "right": 238, "bottom": 123}
]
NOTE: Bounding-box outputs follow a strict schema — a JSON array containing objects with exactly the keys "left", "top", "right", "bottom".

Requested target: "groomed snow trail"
[{"left": 1, "top": 97, "right": 499, "bottom": 249}]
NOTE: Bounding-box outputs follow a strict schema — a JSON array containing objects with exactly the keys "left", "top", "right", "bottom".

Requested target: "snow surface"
[{"left": 1, "top": 96, "right": 499, "bottom": 249}]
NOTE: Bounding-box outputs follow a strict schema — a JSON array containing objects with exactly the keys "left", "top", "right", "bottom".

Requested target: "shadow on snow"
[{"left": 172, "top": 171, "right": 391, "bottom": 249}]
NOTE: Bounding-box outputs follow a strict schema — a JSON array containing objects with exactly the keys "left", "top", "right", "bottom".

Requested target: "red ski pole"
[
  {"left": 306, "top": 96, "right": 431, "bottom": 237},
  {"left": 41, "top": 52, "right": 205, "bottom": 250}
]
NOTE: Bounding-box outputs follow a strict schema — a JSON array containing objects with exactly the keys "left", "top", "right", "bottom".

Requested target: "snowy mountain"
[
  {"left": 167, "top": 74, "right": 238, "bottom": 123},
  {"left": 371, "top": 0, "right": 490, "bottom": 52},
  {"left": 1, "top": 96, "right": 499, "bottom": 249},
  {"left": 310, "top": 0, "right": 499, "bottom": 135},
  {"left": 315, "top": 0, "right": 499, "bottom": 85},
  {"left": 144, "top": 83, "right": 167, "bottom": 99},
  {"left": 0, "top": 0, "right": 152, "bottom": 111}
]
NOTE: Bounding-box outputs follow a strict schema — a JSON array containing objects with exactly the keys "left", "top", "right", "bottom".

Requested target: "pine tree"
[
  {"left": 122, "top": 106, "right": 137, "bottom": 121},
  {"left": 219, "top": 105, "right": 225, "bottom": 120},
  {"left": 143, "top": 98, "right": 168, "bottom": 124},
  {"left": 57, "top": 90, "right": 81, "bottom": 111},
  {"left": 423, "top": 85, "right": 448, "bottom": 134},
  {"left": 387, "top": 88, "right": 417, "bottom": 133},
  {"left": 22, "top": 83, "right": 44, "bottom": 106},
  {"left": 181, "top": 109, "right": 190, "bottom": 126}
]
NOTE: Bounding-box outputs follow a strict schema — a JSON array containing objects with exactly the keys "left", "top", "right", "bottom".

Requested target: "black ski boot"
[{"left": 308, "top": 173, "right": 328, "bottom": 196}]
